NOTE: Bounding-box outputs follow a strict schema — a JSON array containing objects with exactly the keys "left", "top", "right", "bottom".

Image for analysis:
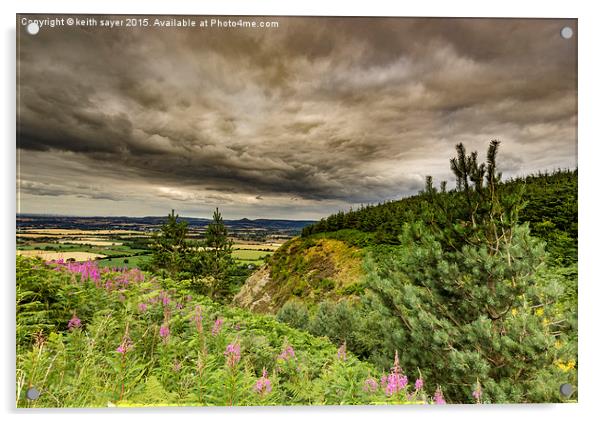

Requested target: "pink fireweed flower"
[
  {"left": 159, "top": 324, "right": 170, "bottom": 342},
  {"left": 67, "top": 314, "right": 81, "bottom": 330},
  {"left": 224, "top": 342, "right": 241, "bottom": 368},
  {"left": 212, "top": 318, "right": 224, "bottom": 336},
  {"left": 254, "top": 368, "right": 272, "bottom": 395},
  {"left": 433, "top": 387, "right": 446, "bottom": 404},
  {"left": 337, "top": 341, "right": 347, "bottom": 361},
  {"left": 116, "top": 337, "right": 133, "bottom": 355},
  {"left": 415, "top": 378, "right": 424, "bottom": 391},
  {"left": 472, "top": 381, "right": 482, "bottom": 402},
  {"left": 278, "top": 345, "right": 295, "bottom": 361},
  {"left": 138, "top": 303, "right": 148, "bottom": 313},
  {"left": 385, "top": 373, "right": 408, "bottom": 396},
  {"left": 385, "top": 351, "right": 408, "bottom": 396},
  {"left": 363, "top": 377, "right": 379, "bottom": 393},
  {"left": 192, "top": 306, "right": 203, "bottom": 333},
  {"left": 130, "top": 268, "right": 144, "bottom": 283}
]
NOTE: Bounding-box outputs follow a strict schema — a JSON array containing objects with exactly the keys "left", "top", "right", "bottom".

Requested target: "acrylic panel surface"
[{"left": 16, "top": 15, "right": 577, "bottom": 407}]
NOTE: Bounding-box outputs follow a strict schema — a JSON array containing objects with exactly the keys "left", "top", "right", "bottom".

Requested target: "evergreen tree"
[
  {"left": 149, "top": 209, "right": 190, "bottom": 278},
  {"left": 201, "top": 208, "right": 234, "bottom": 299},
  {"left": 363, "top": 141, "right": 572, "bottom": 402}
]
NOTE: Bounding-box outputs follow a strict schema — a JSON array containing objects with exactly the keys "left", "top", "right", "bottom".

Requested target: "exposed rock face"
[
  {"left": 233, "top": 237, "right": 365, "bottom": 314},
  {"left": 232, "top": 265, "right": 276, "bottom": 313}
]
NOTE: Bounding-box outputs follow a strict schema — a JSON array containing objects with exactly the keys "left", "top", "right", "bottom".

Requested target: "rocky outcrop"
[{"left": 232, "top": 265, "right": 276, "bottom": 313}]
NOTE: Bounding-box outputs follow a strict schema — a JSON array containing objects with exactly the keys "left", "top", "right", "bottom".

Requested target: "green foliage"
[
  {"left": 275, "top": 142, "right": 577, "bottom": 404},
  {"left": 149, "top": 209, "right": 191, "bottom": 278},
  {"left": 148, "top": 208, "right": 237, "bottom": 300},
  {"left": 265, "top": 237, "right": 364, "bottom": 309},
  {"left": 277, "top": 300, "right": 310, "bottom": 330},
  {"left": 16, "top": 257, "right": 430, "bottom": 407},
  {"left": 301, "top": 169, "right": 577, "bottom": 266},
  {"left": 360, "top": 141, "right": 576, "bottom": 403},
  {"left": 199, "top": 208, "right": 235, "bottom": 299}
]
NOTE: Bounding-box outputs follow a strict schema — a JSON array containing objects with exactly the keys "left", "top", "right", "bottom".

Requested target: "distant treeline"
[{"left": 302, "top": 169, "right": 577, "bottom": 264}]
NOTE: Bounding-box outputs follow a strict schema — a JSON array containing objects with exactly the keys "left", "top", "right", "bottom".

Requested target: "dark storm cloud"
[
  {"left": 16, "top": 16, "right": 577, "bottom": 218},
  {"left": 19, "top": 180, "right": 122, "bottom": 201}
]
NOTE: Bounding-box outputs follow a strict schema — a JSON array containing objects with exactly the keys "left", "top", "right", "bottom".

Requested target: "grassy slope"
[
  {"left": 237, "top": 170, "right": 577, "bottom": 313},
  {"left": 16, "top": 257, "right": 426, "bottom": 407}
]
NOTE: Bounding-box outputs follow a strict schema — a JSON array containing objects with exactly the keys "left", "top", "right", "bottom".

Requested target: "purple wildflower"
[
  {"left": 254, "top": 368, "right": 272, "bottom": 395},
  {"left": 192, "top": 305, "right": 203, "bottom": 333},
  {"left": 385, "top": 373, "right": 408, "bottom": 396},
  {"left": 67, "top": 314, "right": 81, "bottom": 330},
  {"left": 433, "top": 387, "right": 446, "bottom": 404},
  {"left": 172, "top": 360, "right": 182, "bottom": 372},
  {"left": 116, "top": 337, "right": 133, "bottom": 355},
  {"left": 415, "top": 378, "right": 424, "bottom": 391},
  {"left": 472, "top": 381, "right": 482, "bottom": 403},
  {"left": 224, "top": 342, "right": 241, "bottom": 368},
  {"left": 159, "top": 324, "right": 170, "bottom": 342},
  {"left": 138, "top": 303, "right": 148, "bottom": 313},
  {"left": 363, "top": 377, "right": 379, "bottom": 393},
  {"left": 212, "top": 318, "right": 224, "bottom": 336},
  {"left": 384, "top": 351, "right": 408, "bottom": 396},
  {"left": 278, "top": 345, "right": 295, "bottom": 361}
]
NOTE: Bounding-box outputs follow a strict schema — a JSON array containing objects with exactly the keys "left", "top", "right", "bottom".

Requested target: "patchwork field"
[
  {"left": 16, "top": 230, "right": 279, "bottom": 268},
  {"left": 16, "top": 250, "right": 106, "bottom": 261}
]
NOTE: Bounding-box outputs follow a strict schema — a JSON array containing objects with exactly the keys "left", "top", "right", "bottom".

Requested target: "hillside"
[
  {"left": 235, "top": 170, "right": 577, "bottom": 313},
  {"left": 233, "top": 237, "right": 364, "bottom": 312},
  {"left": 16, "top": 256, "right": 435, "bottom": 407}
]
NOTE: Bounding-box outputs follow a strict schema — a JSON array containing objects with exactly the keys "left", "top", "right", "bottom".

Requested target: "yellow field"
[
  {"left": 17, "top": 229, "right": 141, "bottom": 235},
  {"left": 16, "top": 250, "right": 106, "bottom": 261},
  {"left": 232, "top": 243, "right": 282, "bottom": 251},
  {"left": 58, "top": 239, "right": 124, "bottom": 246}
]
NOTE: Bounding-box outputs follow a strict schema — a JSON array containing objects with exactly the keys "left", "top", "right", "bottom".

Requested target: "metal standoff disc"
[
  {"left": 26, "top": 387, "right": 40, "bottom": 400},
  {"left": 559, "top": 383, "right": 574, "bottom": 397}
]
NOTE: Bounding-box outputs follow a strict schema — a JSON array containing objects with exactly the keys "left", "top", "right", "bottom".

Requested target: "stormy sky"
[{"left": 17, "top": 16, "right": 577, "bottom": 219}]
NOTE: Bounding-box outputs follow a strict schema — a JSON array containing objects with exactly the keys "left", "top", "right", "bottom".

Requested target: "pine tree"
[
  {"left": 149, "top": 210, "right": 190, "bottom": 278},
  {"left": 202, "top": 208, "right": 234, "bottom": 299},
  {"left": 363, "top": 141, "right": 570, "bottom": 402}
]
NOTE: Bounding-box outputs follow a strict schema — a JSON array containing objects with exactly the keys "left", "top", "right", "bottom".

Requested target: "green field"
[
  {"left": 17, "top": 239, "right": 276, "bottom": 269},
  {"left": 16, "top": 241, "right": 148, "bottom": 257},
  {"left": 96, "top": 254, "right": 151, "bottom": 269},
  {"left": 232, "top": 249, "right": 272, "bottom": 261}
]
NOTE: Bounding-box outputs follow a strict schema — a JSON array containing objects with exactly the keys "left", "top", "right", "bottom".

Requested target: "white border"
[{"left": 3, "top": 1, "right": 601, "bottom": 422}]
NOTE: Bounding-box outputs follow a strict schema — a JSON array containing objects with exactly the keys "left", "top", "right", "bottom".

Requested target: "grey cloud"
[{"left": 16, "top": 16, "right": 577, "bottom": 218}]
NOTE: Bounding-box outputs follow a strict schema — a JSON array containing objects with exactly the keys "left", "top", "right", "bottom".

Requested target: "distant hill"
[{"left": 16, "top": 214, "right": 315, "bottom": 233}]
